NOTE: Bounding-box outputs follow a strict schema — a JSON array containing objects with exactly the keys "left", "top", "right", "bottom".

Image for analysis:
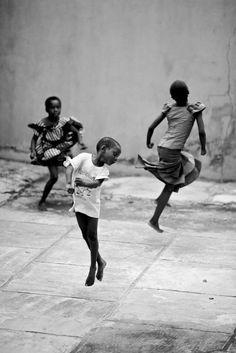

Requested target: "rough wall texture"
[{"left": 0, "top": 0, "right": 235, "bottom": 180}]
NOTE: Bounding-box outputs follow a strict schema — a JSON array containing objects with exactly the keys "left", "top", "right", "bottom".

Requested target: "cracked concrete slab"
[
  {"left": 160, "top": 234, "right": 236, "bottom": 268},
  {"left": 0, "top": 220, "right": 70, "bottom": 248},
  {"left": 3, "top": 262, "right": 141, "bottom": 301},
  {"left": 68, "top": 219, "right": 174, "bottom": 246},
  {"left": 135, "top": 260, "right": 236, "bottom": 296},
  {"left": 110, "top": 288, "right": 236, "bottom": 333},
  {"left": 37, "top": 237, "right": 165, "bottom": 271},
  {"left": 0, "top": 329, "right": 80, "bottom": 353},
  {"left": 0, "top": 291, "right": 114, "bottom": 337},
  {"left": 0, "top": 247, "right": 40, "bottom": 286},
  {"left": 70, "top": 321, "right": 230, "bottom": 353}
]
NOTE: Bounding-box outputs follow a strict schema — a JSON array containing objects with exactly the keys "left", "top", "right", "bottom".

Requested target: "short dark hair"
[
  {"left": 96, "top": 137, "right": 121, "bottom": 152},
  {"left": 170, "top": 80, "right": 189, "bottom": 99},
  {"left": 45, "top": 96, "right": 61, "bottom": 111}
]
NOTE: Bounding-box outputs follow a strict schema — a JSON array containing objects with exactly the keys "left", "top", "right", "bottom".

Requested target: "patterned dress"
[{"left": 28, "top": 116, "right": 83, "bottom": 166}]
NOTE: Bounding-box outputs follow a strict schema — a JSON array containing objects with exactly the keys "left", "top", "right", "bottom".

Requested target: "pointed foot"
[
  {"left": 85, "top": 267, "right": 96, "bottom": 286},
  {"left": 38, "top": 202, "right": 47, "bottom": 211},
  {"left": 148, "top": 221, "right": 164, "bottom": 233},
  {"left": 96, "top": 260, "right": 107, "bottom": 281}
]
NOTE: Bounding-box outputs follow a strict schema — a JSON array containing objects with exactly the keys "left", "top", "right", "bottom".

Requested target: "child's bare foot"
[
  {"left": 96, "top": 259, "right": 107, "bottom": 281},
  {"left": 85, "top": 266, "right": 96, "bottom": 286},
  {"left": 38, "top": 201, "right": 47, "bottom": 211},
  {"left": 148, "top": 221, "right": 163, "bottom": 233}
]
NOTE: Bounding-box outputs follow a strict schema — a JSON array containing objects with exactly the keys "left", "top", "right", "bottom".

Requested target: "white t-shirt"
[{"left": 65, "top": 153, "right": 109, "bottom": 218}]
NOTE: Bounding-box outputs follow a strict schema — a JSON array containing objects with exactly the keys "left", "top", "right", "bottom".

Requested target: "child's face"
[
  {"left": 46, "top": 99, "right": 61, "bottom": 119},
  {"left": 102, "top": 146, "right": 121, "bottom": 165}
]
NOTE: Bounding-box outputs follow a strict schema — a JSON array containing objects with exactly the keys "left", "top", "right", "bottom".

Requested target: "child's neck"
[
  {"left": 92, "top": 154, "right": 104, "bottom": 167},
  {"left": 175, "top": 100, "right": 188, "bottom": 107}
]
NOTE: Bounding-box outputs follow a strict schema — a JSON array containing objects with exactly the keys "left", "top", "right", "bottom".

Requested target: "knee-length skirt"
[{"left": 137, "top": 147, "right": 201, "bottom": 192}]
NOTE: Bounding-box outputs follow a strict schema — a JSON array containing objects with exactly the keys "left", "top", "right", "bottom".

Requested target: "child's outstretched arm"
[
  {"left": 146, "top": 113, "right": 166, "bottom": 148},
  {"left": 196, "top": 112, "right": 206, "bottom": 155}
]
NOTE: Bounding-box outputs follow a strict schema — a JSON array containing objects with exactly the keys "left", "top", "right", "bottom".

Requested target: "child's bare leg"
[
  {"left": 76, "top": 213, "right": 106, "bottom": 282},
  {"left": 38, "top": 165, "right": 58, "bottom": 210},
  {"left": 85, "top": 218, "right": 99, "bottom": 286},
  {"left": 149, "top": 184, "right": 173, "bottom": 232},
  {"left": 155, "top": 196, "right": 171, "bottom": 207},
  {"left": 82, "top": 234, "right": 106, "bottom": 280}
]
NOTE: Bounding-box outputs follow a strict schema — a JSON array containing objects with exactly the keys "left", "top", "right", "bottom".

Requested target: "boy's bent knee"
[
  {"left": 49, "top": 176, "right": 58, "bottom": 184},
  {"left": 87, "top": 231, "right": 97, "bottom": 242}
]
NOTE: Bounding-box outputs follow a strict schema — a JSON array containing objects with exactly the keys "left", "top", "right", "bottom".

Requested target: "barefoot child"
[
  {"left": 64, "top": 137, "right": 121, "bottom": 286},
  {"left": 138, "top": 80, "right": 206, "bottom": 232},
  {"left": 29, "top": 96, "right": 87, "bottom": 210}
]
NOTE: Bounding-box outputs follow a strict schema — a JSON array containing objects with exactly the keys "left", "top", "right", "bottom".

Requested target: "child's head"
[
  {"left": 170, "top": 80, "right": 189, "bottom": 103},
  {"left": 96, "top": 137, "right": 121, "bottom": 165},
  {"left": 45, "top": 96, "right": 61, "bottom": 117}
]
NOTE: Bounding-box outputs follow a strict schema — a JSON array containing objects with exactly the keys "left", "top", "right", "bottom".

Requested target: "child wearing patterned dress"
[
  {"left": 64, "top": 137, "right": 121, "bottom": 286},
  {"left": 29, "top": 96, "right": 87, "bottom": 210},
  {"left": 137, "top": 80, "right": 207, "bottom": 232}
]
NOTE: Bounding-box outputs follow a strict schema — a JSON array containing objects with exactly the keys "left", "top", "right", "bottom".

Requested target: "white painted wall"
[{"left": 0, "top": 0, "right": 235, "bottom": 179}]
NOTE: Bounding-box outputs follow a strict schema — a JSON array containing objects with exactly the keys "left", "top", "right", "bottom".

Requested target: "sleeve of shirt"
[
  {"left": 95, "top": 166, "right": 109, "bottom": 180},
  {"left": 161, "top": 103, "right": 172, "bottom": 115},
  {"left": 187, "top": 102, "right": 206, "bottom": 114},
  {"left": 27, "top": 121, "right": 44, "bottom": 137},
  {"left": 68, "top": 116, "right": 83, "bottom": 130},
  {"left": 63, "top": 153, "right": 84, "bottom": 169}
]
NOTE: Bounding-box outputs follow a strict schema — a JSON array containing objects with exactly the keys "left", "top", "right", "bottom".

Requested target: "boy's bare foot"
[
  {"left": 148, "top": 221, "right": 163, "bottom": 233},
  {"left": 38, "top": 202, "right": 47, "bottom": 211},
  {"left": 85, "top": 266, "right": 96, "bottom": 286},
  {"left": 96, "top": 260, "right": 107, "bottom": 281}
]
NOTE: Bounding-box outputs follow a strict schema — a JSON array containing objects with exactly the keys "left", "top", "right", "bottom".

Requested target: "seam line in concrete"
[
  {"left": 0, "top": 326, "right": 82, "bottom": 339},
  {"left": 0, "top": 225, "right": 75, "bottom": 290},
  {"left": 222, "top": 328, "right": 236, "bottom": 351},
  {"left": 158, "top": 258, "right": 236, "bottom": 270},
  {"left": 102, "top": 235, "right": 177, "bottom": 321},
  {"left": 135, "top": 287, "right": 236, "bottom": 298},
  {"left": 103, "top": 318, "right": 232, "bottom": 335},
  {"left": 0, "top": 289, "right": 116, "bottom": 303}
]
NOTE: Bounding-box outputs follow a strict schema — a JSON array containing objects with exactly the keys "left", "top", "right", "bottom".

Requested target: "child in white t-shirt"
[{"left": 64, "top": 137, "right": 121, "bottom": 286}]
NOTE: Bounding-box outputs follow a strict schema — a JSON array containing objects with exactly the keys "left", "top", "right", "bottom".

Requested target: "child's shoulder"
[
  {"left": 27, "top": 118, "right": 47, "bottom": 133},
  {"left": 73, "top": 152, "right": 90, "bottom": 161},
  {"left": 187, "top": 102, "right": 206, "bottom": 114},
  {"left": 161, "top": 102, "right": 174, "bottom": 114}
]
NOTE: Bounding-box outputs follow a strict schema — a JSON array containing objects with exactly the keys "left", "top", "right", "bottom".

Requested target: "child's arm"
[
  {"left": 65, "top": 165, "right": 75, "bottom": 194},
  {"left": 75, "top": 177, "right": 104, "bottom": 189},
  {"left": 195, "top": 112, "right": 206, "bottom": 155},
  {"left": 146, "top": 113, "right": 166, "bottom": 148}
]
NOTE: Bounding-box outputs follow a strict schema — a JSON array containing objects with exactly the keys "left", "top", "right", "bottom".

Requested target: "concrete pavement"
[{"left": 0, "top": 159, "right": 236, "bottom": 352}]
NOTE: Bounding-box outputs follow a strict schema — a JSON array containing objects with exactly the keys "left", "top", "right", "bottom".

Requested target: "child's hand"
[
  {"left": 147, "top": 142, "right": 154, "bottom": 149},
  {"left": 66, "top": 132, "right": 73, "bottom": 142},
  {"left": 66, "top": 183, "right": 74, "bottom": 194}
]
